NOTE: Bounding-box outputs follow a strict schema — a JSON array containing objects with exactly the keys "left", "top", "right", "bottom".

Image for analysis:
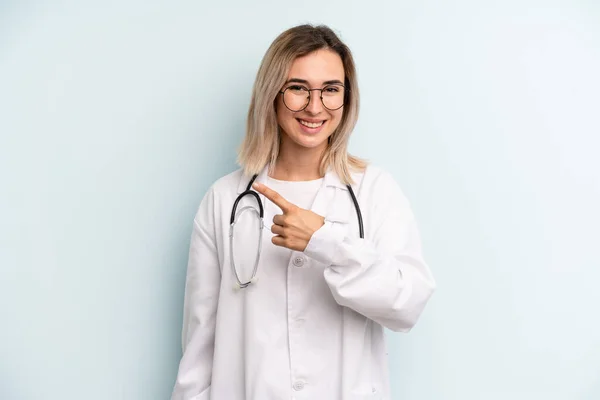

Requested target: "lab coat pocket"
[
  {"left": 325, "top": 212, "right": 362, "bottom": 246},
  {"left": 349, "top": 389, "right": 383, "bottom": 400},
  {"left": 325, "top": 186, "right": 362, "bottom": 238},
  {"left": 190, "top": 385, "right": 211, "bottom": 400}
]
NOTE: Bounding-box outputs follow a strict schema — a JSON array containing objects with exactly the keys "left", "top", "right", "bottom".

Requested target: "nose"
[{"left": 304, "top": 89, "right": 324, "bottom": 114}]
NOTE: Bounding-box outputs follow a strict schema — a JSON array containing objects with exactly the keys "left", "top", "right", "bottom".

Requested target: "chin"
[{"left": 290, "top": 132, "right": 331, "bottom": 150}]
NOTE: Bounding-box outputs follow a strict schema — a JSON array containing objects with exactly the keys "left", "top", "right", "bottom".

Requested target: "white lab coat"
[{"left": 171, "top": 164, "right": 435, "bottom": 400}]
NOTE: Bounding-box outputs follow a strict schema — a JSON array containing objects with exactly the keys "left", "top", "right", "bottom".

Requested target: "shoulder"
[
  {"left": 360, "top": 164, "right": 403, "bottom": 191},
  {"left": 209, "top": 168, "right": 245, "bottom": 196},
  {"left": 195, "top": 168, "right": 243, "bottom": 210},
  {"left": 193, "top": 168, "right": 244, "bottom": 223}
]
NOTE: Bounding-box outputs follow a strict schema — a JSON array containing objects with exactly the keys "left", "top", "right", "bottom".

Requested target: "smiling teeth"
[{"left": 299, "top": 120, "right": 324, "bottom": 128}]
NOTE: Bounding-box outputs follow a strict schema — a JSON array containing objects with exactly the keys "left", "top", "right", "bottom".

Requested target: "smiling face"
[{"left": 276, "top": 49, "right": 346, "bottom": 154}]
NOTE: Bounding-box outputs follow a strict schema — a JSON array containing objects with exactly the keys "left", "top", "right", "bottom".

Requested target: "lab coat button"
[
  {"left": 292, "top": 256, "right": 305, "bottom": 267},
  {"left": 292, "top": 381, "right": 305, "bottom": 391}
]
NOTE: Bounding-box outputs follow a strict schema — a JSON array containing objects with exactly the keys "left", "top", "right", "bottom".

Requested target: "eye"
[
  {"left": 287, "top": 85, "right": 308, "bottom": 93},
  {"left": 323, "top": 85, "right": 341, "bottom": 93}
]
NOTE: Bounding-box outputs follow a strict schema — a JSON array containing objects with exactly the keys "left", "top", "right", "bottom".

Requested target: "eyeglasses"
[{"left": 279, "top": 83, "right": 347, "bottom": 112}]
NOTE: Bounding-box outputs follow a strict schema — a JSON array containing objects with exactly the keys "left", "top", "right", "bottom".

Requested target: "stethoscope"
[{"left": 229, "top": 174, "right": 364, "bottom": 289}]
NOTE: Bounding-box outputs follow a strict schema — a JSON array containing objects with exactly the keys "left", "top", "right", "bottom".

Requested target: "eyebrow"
[{"left": 285, "top": 78, "right": 344, "bottom": 86}]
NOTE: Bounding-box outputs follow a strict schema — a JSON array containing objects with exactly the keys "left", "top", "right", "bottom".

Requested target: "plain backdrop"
[{"left": 1, "top": 1, "right": 599, "bottom": 399}]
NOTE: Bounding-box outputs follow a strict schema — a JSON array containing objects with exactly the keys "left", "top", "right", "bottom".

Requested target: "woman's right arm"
[{"left": 171, "top": 187, "right": 221, "bottom": 400}]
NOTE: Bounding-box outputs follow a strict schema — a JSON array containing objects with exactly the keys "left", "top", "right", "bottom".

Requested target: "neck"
[{"left": 271, "top": 138, "right": 327, "bottom": 181}]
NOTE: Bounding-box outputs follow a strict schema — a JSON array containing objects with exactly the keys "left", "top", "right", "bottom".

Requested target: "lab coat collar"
[
  {"left": 236, "top": 164, "right": 364, "bottom": 227},
  {"left": 236, "top": 164, "right": 363, "bottom": 194},
  {"left": 236, "top": 165, "right": 270, "bottom": 194}
]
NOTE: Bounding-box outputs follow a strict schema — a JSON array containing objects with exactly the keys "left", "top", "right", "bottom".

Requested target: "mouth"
[
  {"left": 296, "top": 118, "right": 327, "bottom": 134},
  {"left": 297, "top": 118, "right": 325, "bottom": 128}
]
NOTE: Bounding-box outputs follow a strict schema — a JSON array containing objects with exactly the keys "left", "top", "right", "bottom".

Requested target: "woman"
[{"left": 171, "top": 24, "right": 435, "bottom": 400}]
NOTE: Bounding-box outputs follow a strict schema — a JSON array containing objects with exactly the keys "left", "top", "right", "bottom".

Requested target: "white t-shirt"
[
  {"left": 263, "top": 175, "right": 325, "bottom": 289},
  {"left": 265, "top": 176, "right": 324, "bottom": 210}
]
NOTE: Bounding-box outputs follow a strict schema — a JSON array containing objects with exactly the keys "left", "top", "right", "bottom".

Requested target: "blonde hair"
[{"left": 237, "top": 24, "right": 367, "bottom": 185}]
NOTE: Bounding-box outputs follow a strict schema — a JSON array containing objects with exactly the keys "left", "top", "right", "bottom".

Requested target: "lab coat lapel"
[
  {"left": 317, "top": 168, "right": 365, "bottom": 237},
  {"left": 236, "top": 165, "right": 272, "bottom": 229},
  {"left": 311, "top": 169, "right": 351, "bottom": 225}
]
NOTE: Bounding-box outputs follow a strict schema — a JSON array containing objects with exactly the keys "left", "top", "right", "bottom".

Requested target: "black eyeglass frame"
[{"left": 278, "top": 83, "right": 349, "bottom": 112}]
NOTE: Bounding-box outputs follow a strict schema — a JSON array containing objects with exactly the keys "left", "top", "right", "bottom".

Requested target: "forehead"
[{"left": 287, "top": 49, "right": 345, "bottom": 84}]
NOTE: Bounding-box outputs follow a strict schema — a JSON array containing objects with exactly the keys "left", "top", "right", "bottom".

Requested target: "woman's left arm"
[
  {"left": 253, "top": 172, "right": 436, "bottom": 332},
  {"left": 304, "top": 172, "right": 436, "bottom": 332}
]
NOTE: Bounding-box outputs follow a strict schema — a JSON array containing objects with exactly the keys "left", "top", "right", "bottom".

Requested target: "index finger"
[{"left": 252, "top": 182, "right": 292, "bottom": 212}]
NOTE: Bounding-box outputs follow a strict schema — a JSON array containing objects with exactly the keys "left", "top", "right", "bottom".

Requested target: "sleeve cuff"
[{"left": 304, "top": 220, "right": 347, "bottom": 266}]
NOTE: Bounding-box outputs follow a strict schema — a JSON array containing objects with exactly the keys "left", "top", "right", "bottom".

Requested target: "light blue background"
[{"left": 1, "top": 1, "right": 599, "bottom": 399}]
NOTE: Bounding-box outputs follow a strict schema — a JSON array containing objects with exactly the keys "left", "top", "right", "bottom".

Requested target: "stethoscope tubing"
[{"left": 229, "top": 174, "right": 363, "bottom": 289}]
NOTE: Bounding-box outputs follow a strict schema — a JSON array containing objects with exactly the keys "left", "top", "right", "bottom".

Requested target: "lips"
[{"left": 297, "top": 118, "right": 325, "bottom": 128}]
